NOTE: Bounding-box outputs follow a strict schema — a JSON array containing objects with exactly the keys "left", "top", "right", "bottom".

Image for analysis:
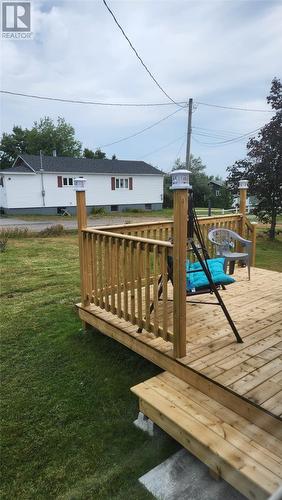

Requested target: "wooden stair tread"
[{"left": 131, "top": 372, "right": 282, "bottom": 499}]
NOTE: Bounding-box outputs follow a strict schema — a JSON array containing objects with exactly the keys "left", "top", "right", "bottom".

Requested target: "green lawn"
[
  {"left": 0, "top": 236, "right": 178, "bottom": 499},
  {"left": 1, "top": 232, "right": 281, "bottom": 499}
]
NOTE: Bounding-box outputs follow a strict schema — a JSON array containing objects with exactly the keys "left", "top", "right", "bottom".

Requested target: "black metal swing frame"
[{"left": 139, "top": 190, "right": 243, "bottom": 344}]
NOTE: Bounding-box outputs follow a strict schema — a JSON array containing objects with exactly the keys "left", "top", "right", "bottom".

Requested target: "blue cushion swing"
[{"left": 186, "top": 257, "right": 235, "bottom": 293}]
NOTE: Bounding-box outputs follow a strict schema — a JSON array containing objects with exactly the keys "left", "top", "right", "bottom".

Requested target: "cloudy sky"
[{"left": 1, "top": 0, "right": 281, "bottom": 176}]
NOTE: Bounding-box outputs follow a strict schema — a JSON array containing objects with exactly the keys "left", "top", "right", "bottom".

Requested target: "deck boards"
[
  {"left": 131, "top": 372, "right": 282, "bottom": 499},
  {"left": 79, "top": 267, "right": 282, "bottom": 419}
]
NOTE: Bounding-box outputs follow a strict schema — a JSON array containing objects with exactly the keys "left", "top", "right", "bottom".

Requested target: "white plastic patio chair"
[{"left": 208, "top": 228, "right": 252, "bottom": 280}]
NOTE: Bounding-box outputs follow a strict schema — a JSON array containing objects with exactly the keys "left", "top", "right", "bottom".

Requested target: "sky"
[{"left": 1, "top": 0, "right": 281, "bottom": 177}]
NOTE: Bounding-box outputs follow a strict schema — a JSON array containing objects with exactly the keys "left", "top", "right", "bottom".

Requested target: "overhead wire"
[
  {"left": 192, "top": 126, "right": 261, "bottom": 146},
  {"left": 195, "top": 101, "right": 273, "bottom": 113},
  {"left": 0, "top": 90, "right": 186, "bottom": 107},
  {"left": 1, "top": 90, "right": 275, "bottom": 113},
  {"left": 102, "top": 0, "right": 183, "bottom": 107},
  {"left": 100, "top": 106, "right": 186, "bottom": 148},
  {"left": 140, "top": 134, "right": 186, "bottom": 159}
]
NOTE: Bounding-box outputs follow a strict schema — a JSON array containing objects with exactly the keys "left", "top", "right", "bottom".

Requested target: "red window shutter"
[
  {"left": 57, "top": 176, "right": 62, "bottom": 187},
  {"left": 129, "top": 177, "right": 133, "bottom": 190},
  {"left": 111, "top": 177, "right": 115, "bottom": 190}
]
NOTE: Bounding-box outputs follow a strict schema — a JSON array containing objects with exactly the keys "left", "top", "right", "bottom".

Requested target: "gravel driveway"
[{"left": 0, "top": 215, "right": 169, "bottom": 232}]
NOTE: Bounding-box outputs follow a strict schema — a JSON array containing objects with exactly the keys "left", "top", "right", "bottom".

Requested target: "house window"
[
  {"left": 111, "top": 205, "right": 118, "bottom": 212},
  {"left": 215, "top": 189, "right": 220, "bottom": 197},
  {"left": 60, "top": 177, "right": 74, "bottom": 187},
  {"left": 0, "top": 176, "right": 3, "bottom": 187},
  {"left": 112, "top": 177, "right": 133, "bottom": 189},
  {"left": 145, "top": 203, "right": 152, "bottom": 210}
]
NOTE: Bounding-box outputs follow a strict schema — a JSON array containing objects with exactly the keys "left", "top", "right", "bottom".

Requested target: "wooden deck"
[
  {"left": 78, "top": 266, "right": 282, "bottom": 420},
  {"left": 131, "top": 372, "right": 282, "bottom": 499}
]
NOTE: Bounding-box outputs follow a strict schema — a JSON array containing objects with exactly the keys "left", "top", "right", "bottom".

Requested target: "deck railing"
[
  {"left": 90, "top": 214, "right": 256, "bottom": 264},
  {"left": 81, "top": 228, "right": 174, "bottom": 342},
  {"left": 79, "top": 212, "right": 256, "bottom": 356}
]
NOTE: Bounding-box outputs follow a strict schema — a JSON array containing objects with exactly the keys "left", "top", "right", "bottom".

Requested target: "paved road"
[{"left": 0, "top": 215, "right": 167, "bottom": 232}]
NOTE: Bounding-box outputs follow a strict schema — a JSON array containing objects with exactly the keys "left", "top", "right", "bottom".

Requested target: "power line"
[
  {"left": 193, "top": 125, "right": 244, "bottom": 136},
  {"left": 196, "top": 101, "right": 274, "bottom": 113},
  {"left": 1, "top": 90, "right": 276, "bottom": 114},
  {"left": 100, "top": 106, "right": 185, "bottom": 148},
  {"left": 176, "top": 136, "right": 187, "bottom": 158},
  {"left": 141, "top": 134, "right": 186, "bottom": 159},
  {"left": 102, "top": 0, "right": 182, "bottom": 107},
  {"left": 0, "top": 90, "right": 186, "bottom": 107},
  {"left": 192, "top": 126, "right": 261, "bottom": 146}
]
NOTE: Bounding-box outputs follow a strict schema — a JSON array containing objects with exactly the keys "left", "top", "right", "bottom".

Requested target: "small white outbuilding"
[{"left": 0, "top": 154, "right": 164, "bottom": 215}]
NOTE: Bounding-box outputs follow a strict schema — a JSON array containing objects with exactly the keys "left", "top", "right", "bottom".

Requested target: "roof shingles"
[{"left": 1, "top": 154, "right": 163, "bottom": 176}]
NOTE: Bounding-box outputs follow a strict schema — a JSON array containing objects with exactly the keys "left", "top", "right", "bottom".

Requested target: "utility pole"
[{"left": 185, "top": 97, "right": 193, "bottom": 170}]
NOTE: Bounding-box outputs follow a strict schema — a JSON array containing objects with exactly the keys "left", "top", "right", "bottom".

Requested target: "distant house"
[
  {"left": 0, "top": 154, "right": 164, "bottom": 214},
  {"left": 232, "top": 194, "right": 258, "bottom": 213},
  {"left": 208, "top": 179, "right": 223, "bottom": 197}
]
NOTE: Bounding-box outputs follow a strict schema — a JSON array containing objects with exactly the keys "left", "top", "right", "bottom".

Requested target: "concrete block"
[{"left": 139, "top": 448, "right": 246, "bottom": 500}]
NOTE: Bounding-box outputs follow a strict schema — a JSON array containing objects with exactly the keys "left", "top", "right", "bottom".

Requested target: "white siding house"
[{"left": 0, "top": 154, "right": 164, "bottom": 214}]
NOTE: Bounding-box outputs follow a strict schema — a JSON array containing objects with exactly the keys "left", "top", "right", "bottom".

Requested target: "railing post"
[
  {"left": 239, "top": 179, "right": 248, "bottom": 238},
  {"left": 74, "top": 177, "right": 89, "bottom": 307},
  {"left": 251, "top": 222, "right": 257, "bottom": 266},
  {"left": 170, "top": 170, "right": 189, "bottom": 358}
]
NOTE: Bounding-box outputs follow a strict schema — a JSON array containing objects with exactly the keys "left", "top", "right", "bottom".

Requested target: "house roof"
[
  {"left": 1, "top": 154, "right": 163, "bottom": 176},
  {"left": 208, "top": 179, "right": 223, "bottom": 187}
]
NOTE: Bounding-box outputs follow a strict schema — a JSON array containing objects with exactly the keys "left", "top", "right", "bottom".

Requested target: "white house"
[{"left": 0, "top": 154, "right": 164, "bottom": 214}]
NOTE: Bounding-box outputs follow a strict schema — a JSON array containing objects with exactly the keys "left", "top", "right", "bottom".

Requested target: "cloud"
[{"left": 1, "top": 0, "right": 281, "bottom": 176}]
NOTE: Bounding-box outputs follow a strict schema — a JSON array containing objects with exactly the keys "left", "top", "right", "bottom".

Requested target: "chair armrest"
[{"left": 233, "top": 234, "right": 252, "bottom": 246}]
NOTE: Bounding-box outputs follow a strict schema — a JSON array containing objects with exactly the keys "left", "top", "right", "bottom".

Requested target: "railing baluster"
[
  {"left": 97, "top": 234, "right": 103, "bottom": 309},
  {"left": 161, "top": 246, "right": 168, "bottom": 340},
  {"left": 136, "top": 242, "right": 143, "bottom": 330},
  {"left": 145, "top": 243, "right": 151, "bottom": 331},
  {"left": 104, "top": 236, "right": 110, "bottom": 311},
  {"left": 116, "top": 240, "right": 122, "bottom": 317},
  {"left": 153, "top": 244, "right": 159, "bottom": 336},
  {"left": 123, "top": 240, "right": 129, "bottom": 321},
  {"left": 130, "top": 241, "right": 136, "bottom": 323},
  {"left": 92, "top": 234, "right": 98, "bottom": 306}
]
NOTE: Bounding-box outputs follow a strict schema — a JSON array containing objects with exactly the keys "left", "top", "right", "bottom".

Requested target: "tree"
[
  {"left": 83, "top": 148, "right": 106, "bottom": 159},
  {"left": 0, "top": 116, "right": 82, "bottom": 168},
  {"left": 227, "top": 78, "right": 282, "bottom": 239},
  {"left": 163, "top": 155, "right": 211, "bottom": 208}
]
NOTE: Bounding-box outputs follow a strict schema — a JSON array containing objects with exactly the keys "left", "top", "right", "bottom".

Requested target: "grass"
[
  {"left": 1, "top": 231, "right": 281, "bottom": 498},
  {"left": 1, "top": 207, "right": 226, "bottom": 221},
  {"left": 0, "top": 235, "right": 178, "bottom": 499},
  {"left": 255, "top": 230, "right": 282, "bottom": 272}
]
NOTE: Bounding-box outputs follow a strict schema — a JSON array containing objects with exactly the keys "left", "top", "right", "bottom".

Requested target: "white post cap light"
[
  {"left": 170, "top": 169, "right": 192, "bottom": 190},
  {"left": 239, "top": 179, "right": 248, "bottom": 190},
  {"left": 74, "top": 177, "right": 87, "bottom": 191}
]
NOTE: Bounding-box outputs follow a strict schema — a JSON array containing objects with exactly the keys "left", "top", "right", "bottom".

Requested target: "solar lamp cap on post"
[
  {"left": 170, "top": 169, "right": 192, "bottom": 190},
  {"left": 239, "top": 179, "right": 249, "bottom": 190},
  {"left": 74, "top": 177, "right": 87, "bottom": 191}
]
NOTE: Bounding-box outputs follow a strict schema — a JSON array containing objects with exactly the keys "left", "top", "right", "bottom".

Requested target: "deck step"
[{"left": 131, "top": 372, "right": 282, "bottom": 500}]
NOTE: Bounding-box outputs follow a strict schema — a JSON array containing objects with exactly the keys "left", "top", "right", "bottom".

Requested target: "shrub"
[
  {"left": 0, "top": 233, "right": 8, "bottom": 252},
  {"left": 123, "top": 208, "right": 143, "bottom": 213},
  {"left": 38, "top": 224, "right": 65, "bottom": 237},
  {"left": 0, "top": 227, "right": 31, "bottom": 240},
  {"left": 91, "top": 207, "right": 106, "bottom": 215}
]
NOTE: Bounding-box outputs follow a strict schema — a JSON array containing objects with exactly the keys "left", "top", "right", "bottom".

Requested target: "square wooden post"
[
  {"left": 239, "top": 180, "right": 248, "bottom": 239},
  {"left": 170, "top": 170, "right": 190, "bottom": 359},
  {"left": 75, "top": 178, "right": 89, "bottom": 307}
]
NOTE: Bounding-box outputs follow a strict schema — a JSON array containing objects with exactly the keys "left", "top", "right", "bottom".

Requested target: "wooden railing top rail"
[
  {"left": 88, "top": 219, "right": 173, "bottom": 232},
  {"left": 87, "top": 213, "right": 246, "bottom": 233},
  {"left": 197, "top": 213, "right": 244, "bottom": 222},
  {"left": 83, "top": 227, "right": 173, "bottom": 248}
]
